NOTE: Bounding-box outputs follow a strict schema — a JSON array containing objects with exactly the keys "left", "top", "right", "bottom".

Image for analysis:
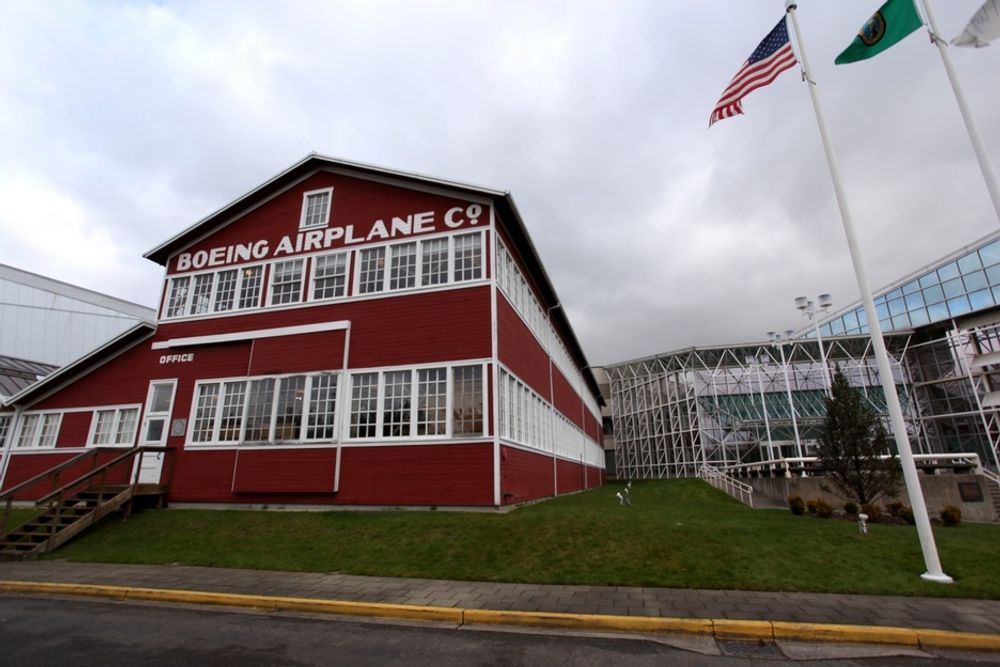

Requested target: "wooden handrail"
[
  {"left": 35, "top": 446, "right": 171, "bottom": 505},
  {"left": 0, "top": 448, "right": 104, "bottom": 502}
]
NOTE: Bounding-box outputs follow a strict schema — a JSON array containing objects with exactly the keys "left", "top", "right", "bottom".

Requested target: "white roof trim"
[{"left": 150, "top": 320, "right": 351, "bottom": 350}]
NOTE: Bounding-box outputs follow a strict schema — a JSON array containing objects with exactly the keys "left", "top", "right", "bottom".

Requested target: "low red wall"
[
  {"left": 1, "top": 450, "right": 132, "bottom": 501},
  {"left": 500, "top": 446, "right": 554, "bottom": 505}
]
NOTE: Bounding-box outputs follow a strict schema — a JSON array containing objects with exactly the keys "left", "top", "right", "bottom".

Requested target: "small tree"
[{"left": 815, "top": 369, "right": 901, "bottom": 506}]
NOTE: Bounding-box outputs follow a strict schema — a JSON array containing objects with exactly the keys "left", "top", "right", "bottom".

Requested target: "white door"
[{"left": 137, "top": 380, "right": 176, "bottom": 484}]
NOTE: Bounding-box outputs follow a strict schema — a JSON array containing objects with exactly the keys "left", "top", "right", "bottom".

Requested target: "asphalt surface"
[
  {"left": 1, "top": 560, "right": 998, "bottom": 636},
  {"left": 2, "top": 595, "right": 998, "bottom": 666}
]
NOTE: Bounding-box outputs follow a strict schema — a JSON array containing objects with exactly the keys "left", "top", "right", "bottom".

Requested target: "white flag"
[{"left": 952, "top": 0, "right": 1000, "bottom": 48}]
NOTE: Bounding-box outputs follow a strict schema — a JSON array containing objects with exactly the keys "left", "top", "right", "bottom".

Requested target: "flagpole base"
[{"left": 921, "top": 572, "right": 954, "bottom": 584}]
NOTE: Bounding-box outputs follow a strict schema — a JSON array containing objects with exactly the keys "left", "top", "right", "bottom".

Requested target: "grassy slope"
[{"left": 48, "top": 480, "right": 1000, "bottom": 599}]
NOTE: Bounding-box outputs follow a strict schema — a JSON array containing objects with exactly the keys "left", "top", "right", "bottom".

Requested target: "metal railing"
[
  {"left": 698, "top": 464, "right": 754, "bottom": 508},
  {"left": 722, "top": 452, "right": 986, "bottom": 479}
]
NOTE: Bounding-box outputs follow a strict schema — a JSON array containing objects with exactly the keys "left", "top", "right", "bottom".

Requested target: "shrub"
[
  {"left": 806, "top": 499, "right": 818, "bottom": 514},
  {"left": 860, "top": 503, "right": 882, "bottom": 523},
  {"left": 843, "top": 501, "right": 859, "bottom": 515},
  {"left": 940, "top": 505, "right": 962, "bottom": 527},
  {"left": 814, "top": 499, "right": 833, "bottom": 519},
  {"left": 788, "top": 496, "right": 806, "bottom": 515},
  {"left": 898, "top": 505, "right": 915, "bottom": 525},
  {"left": 885, "top": 500, "right": 905, "bottom": 517}
]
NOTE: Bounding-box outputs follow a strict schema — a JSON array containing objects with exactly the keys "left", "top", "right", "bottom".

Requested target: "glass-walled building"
[{"left": 606, "top": 231, "right": 1000, "bottom": 480}]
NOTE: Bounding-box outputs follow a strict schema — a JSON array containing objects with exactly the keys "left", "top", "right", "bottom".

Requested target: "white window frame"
[
  {"left": 163, "top": 263, "right": 266, "bottom": 320},
  {"left": 351, "top": 229, "right": 486, "bottom": 297},
  {"left": 87, "top": 405, "right": 142, "bottom": 447},
  {"left": 266, "top": 258, "right": 306, "bottom": 307},
  {"left": 14, "top": 412, "right": 63, "bottom": 450},
  {"left": 299, "top": 187, "right": 334, "bottom": 230},
  {"left": 186, "top": 371, "right": 341, "bottom": 447},
  {"left": 308, "top": 250, "right": 351, "bottom": 302},
  {"left": 0, "top": 414, "right": 11, "bottom": 450},
  {"left": 345, "top": 362, "right": 487, "bottom": 442}
]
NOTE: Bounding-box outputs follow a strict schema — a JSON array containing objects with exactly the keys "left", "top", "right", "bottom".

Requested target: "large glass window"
[
  {"left": 417, "top": 368, "right": 448, "bottom": 436},
  {"left": 350, "top": 372, "right": 379, "bottom": 438},
  {"left": 421, "top": 237, "right": 449, "bottom": 286},
  {"left": 389, "top": 243, "right": 417, "bottom": 290},
  {"left": 14, "top": 413, "right": 61, "bottom": 449},
  {"left": 165, "top": 265, "right": 264, "bottom": 318},
  {"left": 166, "top": 276, "right": 190, "bottom": 317},
  {"left": 312, "top": 252, "right": 348, "bottom": 300},
  {"left": 452, "top": 365, "right": 483, "bottom": 435},
  {"left": 238, "top": 266, "right": 264, "bottom": 309},
  {"left": 453, "top": 233, "right": 482, "bottom": 282},
  {"left": 358, "top": 248, "right": 386, "bottom": 294},
  {"left": 191, "top": 374, "right": 338, "bottom": 445},
  {"left": 306, "top": 374, "right": 338, "bottom": 440},
  {"left": 301, "top": 189, "right": 332, "bottom": 229},
  {"left": 382, "top": 370, "right": 412, "bottom": 437},
  {"left": 270, "top": 259, "right": 305, "bottom": 305},
  {"left": 89, "top": 408, "right": 139, "bottom": 446}
]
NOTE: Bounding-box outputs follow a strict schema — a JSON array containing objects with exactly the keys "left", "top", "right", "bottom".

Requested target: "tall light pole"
[
  {"left": 746, "top": 353, "right": 775, "bottom": 462},
  {"left": 795, "top": 294, "right": 833, "bottom": 397},
  {"left": 767, "top": 330, "right": 803, "bottom": 460}
]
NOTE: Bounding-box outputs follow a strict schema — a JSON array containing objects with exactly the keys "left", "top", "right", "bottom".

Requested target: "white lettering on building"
[
  {"left": 159, "top": 353, "right": 195, "bottom": 365},
  {"left": 174, "top": 205, "right": 485, "bottom": 271}
]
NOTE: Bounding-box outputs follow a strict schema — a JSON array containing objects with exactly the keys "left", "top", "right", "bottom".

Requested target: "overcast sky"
[{"left": 1, "top": 1, "right": 998, "bottom": 366}]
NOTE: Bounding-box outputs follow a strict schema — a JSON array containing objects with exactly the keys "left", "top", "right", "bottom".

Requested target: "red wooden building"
[{"left": 0, "top": 155, "right": 605, "bottom": 508}]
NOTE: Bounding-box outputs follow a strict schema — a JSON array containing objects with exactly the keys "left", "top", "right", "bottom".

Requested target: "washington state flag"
[{"left": 835, "top": 0, "right": 923, "bottom": 64}]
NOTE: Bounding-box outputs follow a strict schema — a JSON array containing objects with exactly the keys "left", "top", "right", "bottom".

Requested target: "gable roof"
[
  {"left": 143, "top": 153, "right": 603, "bottom": 404},
  {"left": 2, "top": 322, "right": 157, "bottom": 409},
  {"left": 0, "top": 354, "right": 58, "bottom": 400}
]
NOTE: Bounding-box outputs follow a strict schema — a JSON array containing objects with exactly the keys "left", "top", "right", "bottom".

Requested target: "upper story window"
[
  {"left": 269, "top": 259, "right": 305, "bottom": 306},
  {"left": 164, "top": 264, "right": 264, "bottom": 319},
  {"left": 311, "top": 251, "right": 349, "bottom": 300},
  {"left": 162, "top": 229, "right": 485, "bottom": 321},
  {"left": 353, "top": 230, "right": 485, "bottom": 296},
  {"left": 300, "top": 187, "right": 334, "bottom": 230}
]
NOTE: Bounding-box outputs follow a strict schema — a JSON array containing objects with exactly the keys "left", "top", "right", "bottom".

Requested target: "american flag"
[{"left": 709, "top": 17, "right": 798, "bottom": 127}]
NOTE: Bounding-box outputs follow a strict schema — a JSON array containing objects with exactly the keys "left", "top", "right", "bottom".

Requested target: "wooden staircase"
[{"left": 0, "top": 446, "right": 172, "bottom": 561}]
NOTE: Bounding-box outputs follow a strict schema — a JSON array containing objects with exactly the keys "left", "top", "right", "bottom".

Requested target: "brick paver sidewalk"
[{"left": 1, "top": 560, "right": 997, "bottom": 635}]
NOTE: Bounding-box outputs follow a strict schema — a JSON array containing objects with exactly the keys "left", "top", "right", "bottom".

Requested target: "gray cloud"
[{"left": 1, "top": 1, "right": 997, "bottom": 366}]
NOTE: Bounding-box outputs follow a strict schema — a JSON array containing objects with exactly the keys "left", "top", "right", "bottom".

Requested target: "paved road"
[
  {"left": 1, "top": 595, "right": 997, "bottom": 666},
  {"left": 2, "top": 560, "right": 999, "bottom": 635}
]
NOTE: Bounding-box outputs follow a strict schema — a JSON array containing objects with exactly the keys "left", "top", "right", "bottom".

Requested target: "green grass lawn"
[
  {"left": 45, "top": 480, "right": 1000, "bottom": 599},
  {"left": 2, "top": 508, "right": 42, "bottom": 531}
]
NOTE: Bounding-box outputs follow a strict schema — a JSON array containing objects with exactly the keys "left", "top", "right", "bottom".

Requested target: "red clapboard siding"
[
  {"left": 56, "top": 412, "right": 94, "bottom": 448},
  {"left": 32, "top": 339, "right": 252, "bottom": 412},
  {"left": 231, "top": 449, "right": 338, "bottom": 493},
  {"left": 497, "top": 297, "right": 550, "bottom": 400},
  {"left": 248, "top": 331, "right": 346, "bottom": 375},
  {"left": 164, "top": 444, "right": 494, "bottom": 506},
  {"left": 500, "top": 446, "right": 554, "bottom": 505},
  {"left": 551, "top": 365, "right": 583, "bottom": 429},
  {"left": 1, "top": 450, "right": 131, "bottom": 499},
  {"left": 154, "top": 288, "right": 491, "bottom": 370},
  {"left": 169, "top": 173, "right": 487, "bottom": 274},
  {"left": 335, "top": 444, "right": 494, "bottom": 506},
  {"left": 556, "top": 458, "right": 587, "bottom": 495}
]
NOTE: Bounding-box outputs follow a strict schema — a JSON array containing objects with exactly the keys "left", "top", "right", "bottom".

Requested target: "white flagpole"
[
  {"left": 919, "top": 0, "right": 1000, "bottom": 226},
  {"left": 783, "top": 1, "right": 952, "bottom": 583}
]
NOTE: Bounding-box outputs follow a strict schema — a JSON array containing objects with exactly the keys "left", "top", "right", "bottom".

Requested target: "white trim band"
[{"left": 151, "top": 320, "right": 351, "bottom": 350}]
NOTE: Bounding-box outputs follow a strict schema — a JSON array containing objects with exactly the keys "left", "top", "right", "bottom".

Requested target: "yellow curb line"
[{"left": 2, "top": 580, "right": 998, "bottom": 651}]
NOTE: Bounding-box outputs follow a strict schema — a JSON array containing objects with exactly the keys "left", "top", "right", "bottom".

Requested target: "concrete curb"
[{"left": 2, "top": 580, "right": 998, "bottom": 651}]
